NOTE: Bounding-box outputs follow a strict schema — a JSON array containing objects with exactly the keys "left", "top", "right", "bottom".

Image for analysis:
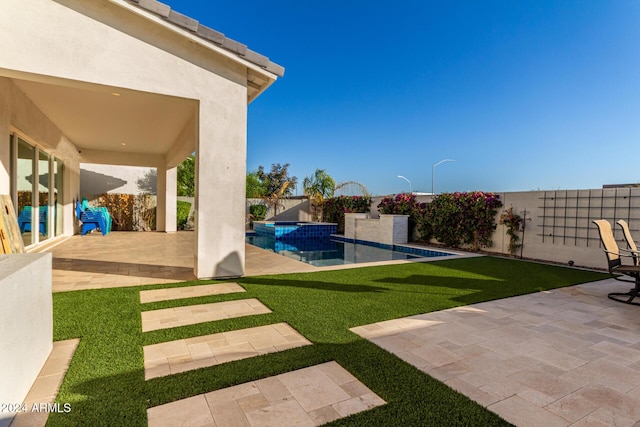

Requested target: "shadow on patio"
[
  {"left": 46, "top": 232, "right": 196, "bottom": 292},
  {"left": 44, "top": 231, "right": 319, "bottom": 292}
]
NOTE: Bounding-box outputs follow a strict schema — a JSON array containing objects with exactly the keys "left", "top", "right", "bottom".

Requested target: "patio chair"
[
  {"left": 616, "top": 220, "right": 639, "bottom": 266},
  {"left": 76, "top": 199, "right": 111, "bottom": 236},
  {"left": 17, "top": 206, "right": 47, "bottom": 235},
  {"left": 593, "top": 219, "right": 640, "bottom": 305}
]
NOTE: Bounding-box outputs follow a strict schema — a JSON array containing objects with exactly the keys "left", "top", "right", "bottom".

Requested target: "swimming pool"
[{"left": 246, "top": 234, "right": 454, "bottom": 267}]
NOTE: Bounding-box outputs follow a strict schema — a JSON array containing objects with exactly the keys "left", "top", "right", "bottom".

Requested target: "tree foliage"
[
  {"left": 177, "top": 155, "right": 195, "bottom": 197},
  {"left": 246, "top": 170, "right": 267, "bottom": 198},
  {"left": 252, "top": 163, "right": 298, "bottom": 219},
  {"left": 303, "top": 169, "right": 335, "bottom": 200},
  {"left": 257, "top": 163, "right": 297, "bottom": 197},
  {"left": 303, "top": 168, "right": 336, "bottom": 221}
]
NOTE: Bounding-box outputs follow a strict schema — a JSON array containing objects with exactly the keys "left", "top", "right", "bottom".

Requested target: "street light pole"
[
  {"left": 397, "top": 175, "right": 412, "bottom": 194},
  {"left": 431, "top": 159, "right": 455, "bottom": 194}
]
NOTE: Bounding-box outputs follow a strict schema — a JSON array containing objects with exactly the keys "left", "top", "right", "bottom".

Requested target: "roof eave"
[{"left": 112, "top": 0, "right": 284, "bottom": 102}]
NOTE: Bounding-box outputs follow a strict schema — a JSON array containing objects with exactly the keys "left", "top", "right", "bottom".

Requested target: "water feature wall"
[{"left": 344, "top": 214, "right": 409, "bottom": 245}]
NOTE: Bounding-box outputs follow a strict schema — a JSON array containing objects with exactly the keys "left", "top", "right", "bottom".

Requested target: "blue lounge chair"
[{"left": 76, "top": 200, "right": 112, "bottom": 236}]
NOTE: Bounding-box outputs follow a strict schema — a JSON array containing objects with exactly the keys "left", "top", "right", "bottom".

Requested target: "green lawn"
[{"left": 50, "top": 257, "right": 608, "bottom": 426}]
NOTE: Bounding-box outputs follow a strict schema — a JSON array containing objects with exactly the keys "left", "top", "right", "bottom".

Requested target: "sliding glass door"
[{"left": 10, "top": 134, "right": 63, "bottom": 247}]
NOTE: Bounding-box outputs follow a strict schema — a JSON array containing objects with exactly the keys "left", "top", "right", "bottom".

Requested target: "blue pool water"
[{"left": 246, "top": 234, "right": 454, "bottom": 267}]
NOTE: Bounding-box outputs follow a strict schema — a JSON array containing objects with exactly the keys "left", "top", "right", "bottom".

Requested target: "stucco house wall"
[
  {"left": 0, "top": 78, "right": 81, "bottom": 237},
  {"left": 81, "top": 163, "right": 156, "bottom": 196},
  {"left": 0, "top": 0, "right": 283, "bottom": 278}
]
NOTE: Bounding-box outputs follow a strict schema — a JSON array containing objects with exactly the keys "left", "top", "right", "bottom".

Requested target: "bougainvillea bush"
[
  {"left": 417, "top": 191, "right": 503, "bottom": 250},
  {"left": 499, "top": 206, "right": 523, "bottom": 255},
  {"left": 377, "top": 193, "right": 426, "bottom": 239},
  {"left": 323, "top": 195, "right": 371, "bottom": 233}
]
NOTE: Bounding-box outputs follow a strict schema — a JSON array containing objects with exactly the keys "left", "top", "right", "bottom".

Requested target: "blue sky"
[{"left": 167, "top": 1, "right": 640, "bottom": 196}]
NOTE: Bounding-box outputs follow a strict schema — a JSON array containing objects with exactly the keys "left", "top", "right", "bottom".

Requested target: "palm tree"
[{"left": 303, "top": 169, "right": 335, "bottom": 221}]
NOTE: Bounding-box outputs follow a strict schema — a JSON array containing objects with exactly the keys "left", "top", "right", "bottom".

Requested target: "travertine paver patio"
[
  {"left": 144, "top": 323, "right": 312, "bottom": 379},
  {"left": 9, "top": 339, "right": 79, "bottom": 427},
  {"left": 139, "top": 282, "right": 246, "bottom": 303},
  {"left": 146, "top": 361, "right": 386, "bottom": 427},
  {"left": 45, "top": 232, "right": 319, "bottom": 292},
  {"left": 47, "top": 232, "right": 196, "bottom": 291},
  {"left": 352, "top": 278, "right": 640, "bottom": 427},
  {"left": 141, "top": 298, "right": 272, "bottom": 332}
]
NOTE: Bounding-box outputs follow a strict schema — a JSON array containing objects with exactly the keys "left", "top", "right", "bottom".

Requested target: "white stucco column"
[
  {"left": 156, "top": 166, "right": 177, "bottom": 233},
  {"left": 195, "top": 96, "right": 246, "bottom": 279}
]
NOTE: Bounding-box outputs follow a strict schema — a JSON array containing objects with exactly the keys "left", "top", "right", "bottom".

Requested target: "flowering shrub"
[
  {"left": 418, "top": 191, "right": 503, "bottom": 249},
  {"left": 499, "top": 206, "right": 523, "bottom": 255},
  {"left": 323, "top": 195, "right": 371, "bottom": 233},
  {"left": 377, "top": 193, "right": 426, "bottom": 239}
]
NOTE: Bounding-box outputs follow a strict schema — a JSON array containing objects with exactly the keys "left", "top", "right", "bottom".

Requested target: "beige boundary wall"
[
  {"left": 247, "top": 198, "right": 311, "bottom": 222},
  {"left": 366, "top": 188, "right": 640, "bottom": 270}
]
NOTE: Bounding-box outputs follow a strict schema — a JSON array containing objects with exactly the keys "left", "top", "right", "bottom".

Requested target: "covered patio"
[
  {"left": 1, "top": 0, "right": 285, "bottom": 279},
  {"left": 44, "top": 231, "right": 318, "bottom": 292}
]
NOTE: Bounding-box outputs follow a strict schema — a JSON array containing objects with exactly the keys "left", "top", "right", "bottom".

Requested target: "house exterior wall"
[
  {"left": 0, "top": 0, "right": 267, "bottom": 277},
  {"left": 80, "top": 164, "right": 156, "bottom": 196},
  {"left": 0, "top": 77, "right": 81, "bottom": 237}
]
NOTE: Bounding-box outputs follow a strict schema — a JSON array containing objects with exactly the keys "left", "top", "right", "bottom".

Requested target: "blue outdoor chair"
[
  {"left": 76, "top": 199, "right": 112, "bottom": 236},
  {"left": 17, "top": 206, "right": 47, "bottom": 235}
]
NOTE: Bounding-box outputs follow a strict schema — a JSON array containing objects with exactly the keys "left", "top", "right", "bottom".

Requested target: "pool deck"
[
  {"left": 18, "top": 231, "right": 640, "bottom": 426},
  {"left": 43, "top": 231, "right": 476, "bottom": 292}
]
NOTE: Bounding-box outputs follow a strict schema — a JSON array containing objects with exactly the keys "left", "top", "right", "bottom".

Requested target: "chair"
[
  {"left": 76, "top": 200, "right": 111, "bottom": 236},
  {"left": 616, "top": 220, "right": 639, "bottom": 266},
  {"left": 593, "top": 219, "right": 640, "bottom": 305},
  {"left": 17, "top": 206, "right": 47, "bottom": 235}
]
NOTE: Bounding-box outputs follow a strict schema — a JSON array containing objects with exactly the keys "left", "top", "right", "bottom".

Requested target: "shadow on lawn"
[
  {"left": 240, "top": 276, "right": 388, "bottom": 293},
  {"left": 54, "top": 340, "right": 510, "bottom": 427}
]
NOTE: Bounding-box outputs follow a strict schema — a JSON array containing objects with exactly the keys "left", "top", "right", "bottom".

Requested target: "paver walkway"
[
  {"left": 141, "top": 298, "right": 272, "bottom": 332},
  {"left": 352, "top": 278, "right": 640, "bottom": 427},
  {"left": 147, "top": 361, "right": 386, "bottom": 427},
  {"left": 144, "top": 323, "right": 312, "bottom": 379},
  {"left": 139, "top": 282, "right": 246, "bottom": 303}
]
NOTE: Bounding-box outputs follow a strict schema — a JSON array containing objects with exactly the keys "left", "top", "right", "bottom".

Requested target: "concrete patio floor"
[{"left": 18, "top": 231, "right": 640, "bottom": 426}]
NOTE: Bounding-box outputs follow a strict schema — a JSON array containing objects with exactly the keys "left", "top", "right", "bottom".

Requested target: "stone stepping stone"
[
  {"left": 144, "top": 323, "right": 311, "bottom": 380},
  {"left": 139, "top": 282, "right": 245, "bottom": 303},
  {"left": 141, "top": 298, "right": 272, "bottom": 332},
  {"left": 147, "top": 361, "right": 386, "bottom": 426}
]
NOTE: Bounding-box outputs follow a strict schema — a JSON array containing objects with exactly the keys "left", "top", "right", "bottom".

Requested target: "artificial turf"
[{"left": 49, "top": 256, "right": 608, "bottom": 426}]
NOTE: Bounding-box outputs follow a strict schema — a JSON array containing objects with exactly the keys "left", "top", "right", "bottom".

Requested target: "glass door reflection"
[
  {"left": 39, "top": 150, "right": 51, "bottom": 241},
  {"left": 16, "top": 138, "right": 35, "bottom": 246}
]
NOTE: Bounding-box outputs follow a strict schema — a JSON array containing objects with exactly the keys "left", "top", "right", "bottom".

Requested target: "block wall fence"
[{"left": 369, "top": 188, "right": 640, "bottom": 270}]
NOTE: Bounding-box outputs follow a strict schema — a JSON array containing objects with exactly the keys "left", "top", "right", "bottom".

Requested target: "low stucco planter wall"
[
  {"left": 0, "top": 253, "right": 52, "bottom": 427},
  {"left": 344, "top": 213, "right": 409, "bottom": 245}
]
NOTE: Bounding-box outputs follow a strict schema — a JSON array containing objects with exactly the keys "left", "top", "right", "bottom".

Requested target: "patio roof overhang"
[{"left": 1, "top": 0, "right": 283, "bottom": 167}]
